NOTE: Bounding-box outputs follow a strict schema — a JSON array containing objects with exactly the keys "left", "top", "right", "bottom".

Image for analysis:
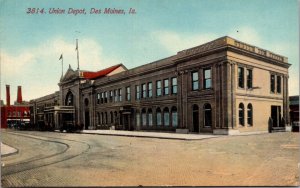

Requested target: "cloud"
[
  {"left": 152, "top": 30, "right": 219, "bottom": 54},
  {"left": 1, "top": 38, "right": 121, "bottom": 101}
]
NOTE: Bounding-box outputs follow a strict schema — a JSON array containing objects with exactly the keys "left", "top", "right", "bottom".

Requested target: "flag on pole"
[
  {"left": 75, "top": 40, "right": 78, "bottom": 51},
  {"left": 59, "top": 54, "right": 63, "bottom": 60}
]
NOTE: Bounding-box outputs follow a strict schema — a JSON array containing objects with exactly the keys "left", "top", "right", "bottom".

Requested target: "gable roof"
[{"left": 81, "top": 64, "right": 125, "bottom": 80}]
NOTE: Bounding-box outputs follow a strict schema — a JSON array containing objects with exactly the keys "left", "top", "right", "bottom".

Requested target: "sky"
[{"left": 0, "top": 0, "right": 299, "bottom": 103}]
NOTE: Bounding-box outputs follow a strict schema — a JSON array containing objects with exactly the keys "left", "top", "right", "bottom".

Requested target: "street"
[{"left": 1, "top": 130, "right": 299, "bottom": 187}]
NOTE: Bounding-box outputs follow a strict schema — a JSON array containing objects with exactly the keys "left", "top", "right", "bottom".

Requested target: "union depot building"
[{"left": 30, "top": 36, "right": 290, "bottom": 135}]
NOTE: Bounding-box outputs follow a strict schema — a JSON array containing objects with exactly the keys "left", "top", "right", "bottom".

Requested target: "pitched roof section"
[{"left": 82, "top": 64, "right": 126, "bottom": 80}]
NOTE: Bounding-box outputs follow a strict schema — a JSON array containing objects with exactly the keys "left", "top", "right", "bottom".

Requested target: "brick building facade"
[{"left": 29, "top": 36, "right": 290, "bottom": 134}]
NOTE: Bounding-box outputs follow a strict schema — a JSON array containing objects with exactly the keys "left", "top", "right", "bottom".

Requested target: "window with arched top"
[
  {"left": 142, "top": 108, "right": 147, "bottom": 126},
  {"left": 247, "top": 104, "right": 253, "bottom": 126},
  {"left": 204, "top": 103, "right": 212, "bottom": 127},
  {"left": 239, "top": 103, "right": 245, "bottom": 126},
  {"left": 163, "top": 107, "right": 169, "bottom": 127},
  {"left": 171, "top": 106, "right": 178, "bottom": 127},
  {"left": 65, "top": 91, "right": 74, "bottom": 106},
  {"left": 148, "top": 109, "right": 153, "bottom": 126},
  {"left": 156, "top": 108, "right": 162, "bottom": 126}
]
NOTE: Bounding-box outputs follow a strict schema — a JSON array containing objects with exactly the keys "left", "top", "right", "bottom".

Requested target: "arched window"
[
  {"left": 171, "top": 106, "right": 178, "bottom": 127},
  {"left": 114, "top": 111, "right": 118, "bottom": 125},
  {"left": 204, "top": 103, "right": 212, "bottom": 127},
  {"left": 142, "top": 108, "right": 147, "bottom": 126},
  {"left": 110, "top": 111, "right": 113, "bottom": 124},
  {"left": 156, "top": 108, "right": 162, "bottom": 126},
  {"left": 136, "top": 110, "right": 140, "bottom": 127},
  {"left": 97, "top": 112, "right": 100, "bottom": 124},
  {"left": 163, "top": 107, "right": 169, "bottom": 127},
  {"left": 105, "top": 112, "right": 108, "bottom": 124},
  {"left": 247, "top": 104, "right": 253, "bottom": 126},
  {"left": 239, "top": 103, "right": 245, "bottom": 126},
  {"left": 65, "top": 91, "right": 74, "bottom": 106},
  {"left": 148, "top": 109, "right": 153, "bottom": 126}
]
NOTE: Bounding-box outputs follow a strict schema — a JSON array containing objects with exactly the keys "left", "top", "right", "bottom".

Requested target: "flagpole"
[{"left": 76, "top": 39, "right": 80, "bottom": 70}]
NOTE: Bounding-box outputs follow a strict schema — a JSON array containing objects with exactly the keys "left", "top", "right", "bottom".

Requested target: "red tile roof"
[{"left": 82, "top": 64, "right": 122, "bottom": 79}]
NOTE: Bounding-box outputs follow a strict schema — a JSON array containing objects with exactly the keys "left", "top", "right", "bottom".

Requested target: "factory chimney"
[
  {"left": 6, "top": 85, "right": 10, "bottom": 106},
  {"left": 17, "top": 86, "right": 22, "bottom": 104}
]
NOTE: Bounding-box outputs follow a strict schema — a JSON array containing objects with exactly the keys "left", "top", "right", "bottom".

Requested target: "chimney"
[
  {"left": 17, "top": 86, "right": 22, "bottom": 104},
  {"left": 6, "top": 85, "right": 10, "bottom": 106}
]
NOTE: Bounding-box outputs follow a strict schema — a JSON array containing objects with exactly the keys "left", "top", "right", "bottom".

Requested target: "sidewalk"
[
  {"left": 82, "top": 130, "right": 221, "bottom": 140},
  {"left": 1, "top": 143, "right": 18, "bottom": 157}
]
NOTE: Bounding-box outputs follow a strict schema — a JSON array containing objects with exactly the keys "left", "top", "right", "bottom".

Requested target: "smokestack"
[
  {"left": 6, "top": 85, "right": 10, "bottom": 106},
  {"left": 17, "top": 86, "right": 22, "bottom": 104}
]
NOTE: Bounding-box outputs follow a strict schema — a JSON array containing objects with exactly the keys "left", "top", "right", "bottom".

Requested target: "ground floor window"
[
  {"left": 247, "top": 104, "right": 253, "bottom": 126},
  {"left": 148, "top": 109, "right": 153, "bottom": 126},
  {"left": 204, "top": 103, "right": 212, "bottom": 127},
  {"left": 142, "top": 109, "right": 147, "bottom": 126},
  {"left": 163, "top": 107, "right": 169, "bottom": 126},
  {"left": 239, "top": 103, "right": 245, "bottom": 126},
  {"left": 171, "top": 106, "right": 178, "bottom": 127},
  {"left": 156, "top": 108, "right": 162, "bottom": 126}
]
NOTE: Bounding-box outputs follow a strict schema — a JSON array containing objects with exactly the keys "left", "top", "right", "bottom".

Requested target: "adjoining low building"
[
  {"left": 1, "top": 85, "right": 30, "bottom": 128},
  {"left": 29, "top": 36, "right": 291, "bottom": 134}
]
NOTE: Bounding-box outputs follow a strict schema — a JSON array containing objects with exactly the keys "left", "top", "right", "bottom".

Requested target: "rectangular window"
[
  {"left": 109, "top": 91, "right": 113, "bottom": 102},
  {"left": 247, "top": 69, "right": 253, "bottom": 89},
  {"left": 148, "top": 82, "right": 152, "bottom": 98},
  {"left": 104, "top": 92, "right": 108, "bottom": 103},
  {"left": 270, "top": 74, "right": 275, "bottom": 93},
  {"left": 114, "top": 90, "right": 118, "bottom": 102},
  {"left": 156, "top": 112, "right": 161, "bottom": 126},
  {"left": 156, "top": 80, "right": 162, "bottom": 96},
  {"left": 204, "top": 68, "right": 212, "bottom": 89},
  {"left": 126, "top": 86, "right": 131, "bottom": 101},
  {"left": 101, "top": 92, "right": 104, "bottom": 103},
  {"left": 142, "top": 83, "right": 147, "bottom": 98},
  {"left": 119, "top": 88, "right": 122, "bottom": 102},
  {"left": 171, "top": 77, "right": 177, "bottom": 94},
  {"left": 238, "top": 67, "right": 244, "bottom": 88},
  {"left": 164, "top": 79, "right": 169, "bottom": 95},
  {"left": 277, "top": 76, "right": 281, "bottom": 93},
  {"left": 136, "top": 85, "right": 140, "bottom": 100},
  {"left": 97, "top": 93, "right": 100, "bottom": 104},
  {"left": 192, "top": 71, "right": 199, "bottom": 90}
]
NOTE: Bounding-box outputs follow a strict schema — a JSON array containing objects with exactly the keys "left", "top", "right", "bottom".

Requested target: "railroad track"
[{"left": 1, "top": 131, "right": 91, "bottom": 176}]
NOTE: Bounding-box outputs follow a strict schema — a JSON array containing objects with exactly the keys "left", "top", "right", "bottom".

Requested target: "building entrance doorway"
[
  {"left": 85, "top": 111, "right": 90, "bottom": 130},
  {"left": 193, "top": 105, "right": 199, "bottom": 132},
  {"left": 271, "top": 106, "right": 281, "bottom": 127},
  {"left": 123, "top": 114, "right": 131, "bottom": 131}
]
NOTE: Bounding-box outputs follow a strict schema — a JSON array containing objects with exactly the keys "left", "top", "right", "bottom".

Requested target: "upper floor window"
[
  {"left": 171, "top": 77, "right": 177, "bottom": 94},
  {"left": 114, "top": 90, "right": 118, "bottom": 102},
  {"left": 101, "top": 92, "right": 104, "bottom": 103},
  {"left": 238, "top": 67, "right": 244, "bottom": 88},
  {"left": 192, "top": 71, "right": 199, "bottom": 90},
  {"left": 148, "top": 82, "right": 152, "bottom": 98},
  {"left": 277, "top": 76, "right": 281, "bottom": 93},
  {"left": 164, "top": 79, "right": 169, "bottom": 95},
  {"left": 126, "top": 86, "right": 131, "bottom": 101},
  {"left": 156, "top": 80, "right": 162, "bottom": 96},
  {"left": 104, "top": 92, "right": 108, "bottom": 103},
  {"left": 270, "top": 74, "right": 275, "bottom": 93},
  {"left": 97, "top": 93, "right": 100, "bottom": 104},
  {"left": 204, "top": 68, "right": 212, "bottom": 89},
  {"left": 247, "top": 69, "right": 253, "bottom": 89},
  {"left": 119, "top": 88, "right": 122, "bottom": 102},
  {"left": 142, "top": 83, "right": 147, "bottom": 98},
  {"left": 136, "top": 85, "right": 140, "bottom": 100},
  {"left": 109, "top": 91, "right": 113, "bottom": 102}
]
